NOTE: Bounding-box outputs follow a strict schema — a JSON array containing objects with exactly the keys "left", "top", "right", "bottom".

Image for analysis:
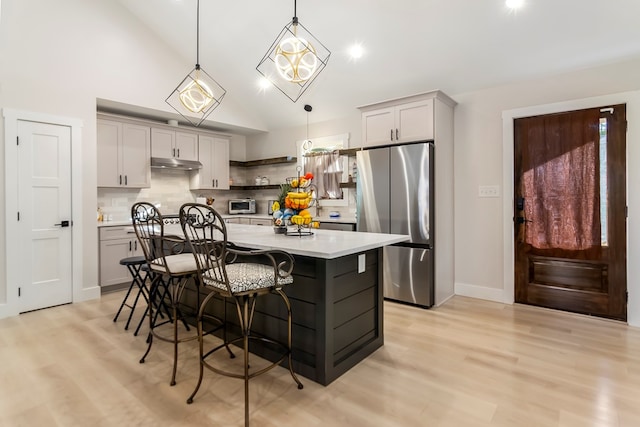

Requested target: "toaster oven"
[{"left": 228, "top": 199, "right": 256, "bottom": 214}]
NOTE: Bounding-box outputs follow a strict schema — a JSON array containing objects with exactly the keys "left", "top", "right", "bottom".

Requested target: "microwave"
[{"left": 228, "top": 199, "right": 256, "bottom": 214}]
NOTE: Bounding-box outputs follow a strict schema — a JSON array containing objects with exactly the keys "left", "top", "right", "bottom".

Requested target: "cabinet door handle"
[
  {"left": 177, "top": 148, "right": 180, "bottom": 158},
  {"left": 125, "top": 175, "right": 128, "bottom": 185},
  {"left": 390, "top": 129, "right": 393, "bottom": 141},
  {"left": 134, "top": 240, "right": 138, "bottom": 251},
  {"left": 172, "top": 148, "right": 176, "bottom": 157},
  {"left": 119, "top": 175, "right": 122, "bottom": 185},
  {"left": 129, "top": 241, "right": 132, "bottom": 251},
  {"left": 215, "top": 179, "right": 218, "bottom": 187},
  {"left": 396, "top": 129, "right": 399, "bottom": 140}
]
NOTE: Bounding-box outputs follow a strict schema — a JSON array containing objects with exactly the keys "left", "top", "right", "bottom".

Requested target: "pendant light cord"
[
  {"left": 292, "top": 0, "right": 298, "bottom": 25},
  {"left": 196, "top": 0, "right": 200, "bottom": 68}
]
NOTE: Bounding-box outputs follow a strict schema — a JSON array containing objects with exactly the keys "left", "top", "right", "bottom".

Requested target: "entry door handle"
[
  {"left": 514, "top": 217, "right": 532, "bottom": 224},
  {"left": 54, "top": 220, "right": 71, "bottom": 227}
]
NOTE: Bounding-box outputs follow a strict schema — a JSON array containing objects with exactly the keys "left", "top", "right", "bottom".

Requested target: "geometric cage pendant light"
[
  {"left": 166, "top": 0, "right": 226, "bottom": 127},
  {"left": 256, "top": 0, "right": 331, "bottom": 102}
]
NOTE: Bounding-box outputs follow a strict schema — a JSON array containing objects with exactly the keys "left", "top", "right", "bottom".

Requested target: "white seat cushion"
[
  {"left": 202, "top": 262, "right": 293, "bottom": 294},
  {"left": 150, "top": 253, "right": 198, "bottom": 275}
]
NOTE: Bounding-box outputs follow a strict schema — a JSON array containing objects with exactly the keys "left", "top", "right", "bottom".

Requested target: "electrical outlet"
[{"left": 479, "top": 185, "right": 500, "bottom": 198}]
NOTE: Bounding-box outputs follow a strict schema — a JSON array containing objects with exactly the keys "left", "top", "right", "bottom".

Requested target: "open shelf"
[
  {"left": 230, "top": 184, "right": 281, "bottom": 190},
  {"left": 338, "top": 148, "right": 362, "bottom": 157},
  {"left": 229, "top": 156, "right": 297, "bottom": 167}
]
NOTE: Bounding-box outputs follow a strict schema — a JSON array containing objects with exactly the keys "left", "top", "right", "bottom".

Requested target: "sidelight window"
[{"left": 599, "top": 117, "right": 608, "bottom": 247}]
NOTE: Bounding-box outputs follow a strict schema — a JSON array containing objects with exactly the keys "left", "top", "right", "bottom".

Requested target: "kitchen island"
[{"left": 175, "top": 223, "right": 408, "bottom": 386}]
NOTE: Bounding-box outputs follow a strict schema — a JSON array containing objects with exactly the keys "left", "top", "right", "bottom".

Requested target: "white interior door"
[{"left": 17, "top": 120, "right": 72, "bottom": 312}]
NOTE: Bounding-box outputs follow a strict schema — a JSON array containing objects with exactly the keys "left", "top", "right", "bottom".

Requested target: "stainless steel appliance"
[
  {"left": 228, "top": 199, "right": 256, "bottom": 214},
  {"left": 356, "top": 141, "right": 434, "bottom": 307}
]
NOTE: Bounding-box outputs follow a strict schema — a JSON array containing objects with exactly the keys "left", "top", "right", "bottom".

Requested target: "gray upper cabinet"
[
  {"left": 359, "top": 91, "right": 457, "bottom": 148},
  {"left": 190, "top": 135, "right": 230, "bottom": 190},
  {"left": 151, "top": 127, "right": 198, "bottom": 161},
  {"left": 97, "top": 118, "right": 151, "bottom": 188}
]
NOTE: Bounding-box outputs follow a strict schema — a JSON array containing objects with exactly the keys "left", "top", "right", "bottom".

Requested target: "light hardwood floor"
[{"left": 1, "top": 292, "right": 640, "bottom": 426}]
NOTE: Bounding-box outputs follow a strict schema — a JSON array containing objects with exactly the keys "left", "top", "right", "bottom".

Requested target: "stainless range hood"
[{"left": 151, "top": 157, "right": 202, "bottom": 170}]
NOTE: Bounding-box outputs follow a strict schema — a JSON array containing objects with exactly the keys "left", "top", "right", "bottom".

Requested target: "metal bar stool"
[
  {"left": 133, "top": 263, "right": 174, "bottom": 337},
  {"left": 113, "top": 255, "right": 151, "bottom": 331},
  {"left": 179, "top": 203, "right": 303, "bottom": 427},
  {"left": 131, "top": 202, "right": 202, "bottom": 386}
]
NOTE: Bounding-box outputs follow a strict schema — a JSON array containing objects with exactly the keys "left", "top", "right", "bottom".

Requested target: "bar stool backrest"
[
  {"left": 179, "top": 203, "right": 233, "bottom": 296},
  {"left": 131, "top": 202, "right": 187, "bottom": 275}
]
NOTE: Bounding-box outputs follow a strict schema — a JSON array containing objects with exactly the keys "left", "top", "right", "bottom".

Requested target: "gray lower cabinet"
[
  {"left": 99, "top": 226, "right": 141, "bottom": 288},
  {"left": 250, "top": 218, "right": 272, "bottom": 226}
]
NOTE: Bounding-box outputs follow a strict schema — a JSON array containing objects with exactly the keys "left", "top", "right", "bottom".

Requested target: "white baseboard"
[
  {"left": 455, "top": 282, "right": 510, "bottom": 304},
  {"left": 0, "top": 303, "right": 19, "bottom": 320},
  {"left": 75, "top": 286, "right": 101, "bottom": 302},
  {"left": 435, "top": 292, "right": 455, "bottom": 307}
]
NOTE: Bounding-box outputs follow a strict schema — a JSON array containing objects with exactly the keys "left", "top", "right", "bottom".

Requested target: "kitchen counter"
[
  {"left": 97, "top": 219, "right": 133, "bottom": 227},
  {"left": 164, "top": 223, "right": 405, "bottom": 259},
  {"left": 223, "top": 214, "right": 357, "bottom": 224},
  {"left": 99, "top": 219, "right": 404, "bottom": 385},
  {"left": 97, "top": 214, "right": 357, "bottom": 228},
  {"left": 179, "top": 223, "right": 406, "bottom": 385}
]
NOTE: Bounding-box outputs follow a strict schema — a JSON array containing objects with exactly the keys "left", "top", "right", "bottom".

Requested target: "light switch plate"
[
  {"left": 479, "top": 185, "right": 500, "bottom": 198},
  {"left": 358, "top": 254, "right": 366, "bottom": 273}
]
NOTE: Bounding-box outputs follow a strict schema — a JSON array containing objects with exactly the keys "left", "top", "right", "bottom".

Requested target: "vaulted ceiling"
[{"left": 115, "top": 0, "right": 640, "bottom": 131}]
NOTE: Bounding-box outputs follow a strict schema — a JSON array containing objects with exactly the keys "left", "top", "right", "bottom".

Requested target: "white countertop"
[
  {"left": 98, "top": 214, "right": 357, "bottom": 228},
  {"left": 223, "top": 214, "right": 356, "bottom": 224},
  {"left": 97, "top": 219, "right": 133, "bottom": 227},
  {"left": 166, "top": 223, "right": 407, "bottom": 259}
]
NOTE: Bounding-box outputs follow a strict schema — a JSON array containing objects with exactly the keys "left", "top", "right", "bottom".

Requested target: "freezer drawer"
[{"left": 383, "top": 245, "right": 433, "bottom": 307}]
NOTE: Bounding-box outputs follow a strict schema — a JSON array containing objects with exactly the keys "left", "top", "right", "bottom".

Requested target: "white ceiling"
[{"left": 114, "top": 0, "right": 640, "bottom": 132}]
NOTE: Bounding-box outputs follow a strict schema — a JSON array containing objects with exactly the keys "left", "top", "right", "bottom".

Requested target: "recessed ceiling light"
[
  {"left": 506, "top": 0, "right": 525, "bottom": 10},
  {"left": 258, "top": 77, "right": 272, "bottom": 90},
  {"left": 349, "top": 43, "right": 364, "bottom": 60}
]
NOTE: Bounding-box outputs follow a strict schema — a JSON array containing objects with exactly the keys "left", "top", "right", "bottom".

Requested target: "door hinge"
[
  {"left": 626, "top": 291, "right": 629, "bottom": 303},
  {"left": 626, "top": 206, "right": 628, "bottom": 218}
]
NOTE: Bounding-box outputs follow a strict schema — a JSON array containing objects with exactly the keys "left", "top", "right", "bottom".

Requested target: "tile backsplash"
[{"left": 98, "top": 167, "right": 356, "bottom": 221}]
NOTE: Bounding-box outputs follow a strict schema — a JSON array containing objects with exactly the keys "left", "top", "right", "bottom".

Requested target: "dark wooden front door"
[{"left": 514, "top": 105, "right": 627, "bottom": 321}]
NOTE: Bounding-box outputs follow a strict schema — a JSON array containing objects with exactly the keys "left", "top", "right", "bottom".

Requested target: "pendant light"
[
  {"left": 302, "top": 104, "right": 313, "bottom": 152},
  {"left": 256, "top": 0, "right": 331, "bottom": 102},
  {"left": 166, "top": 0, "right": 226, "bottom": 127}
]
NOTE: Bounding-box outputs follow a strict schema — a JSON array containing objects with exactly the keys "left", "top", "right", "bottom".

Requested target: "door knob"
[{"left": 54, "top": 220, "right": 71, "bottom": 227}]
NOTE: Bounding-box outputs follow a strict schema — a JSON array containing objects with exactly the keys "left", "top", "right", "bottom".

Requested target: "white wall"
[
  {"left": 453, "top": 57, "right": 640, "bottom": 326},
  {"left": 0, "top": 0, "right": 256, "bottom": 315},
  {"left": 246, "top": 112, "right": 361, "bottom": 159}
]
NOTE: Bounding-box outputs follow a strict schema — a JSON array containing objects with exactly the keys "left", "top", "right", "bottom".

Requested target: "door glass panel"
[{"left": 599, "top": 117, "right": 608, "bottom": 246}]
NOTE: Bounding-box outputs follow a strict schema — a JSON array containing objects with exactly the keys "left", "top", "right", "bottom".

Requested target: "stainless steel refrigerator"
[{"left": 356, "top": 141, "right": 434, "bottom": 308}]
